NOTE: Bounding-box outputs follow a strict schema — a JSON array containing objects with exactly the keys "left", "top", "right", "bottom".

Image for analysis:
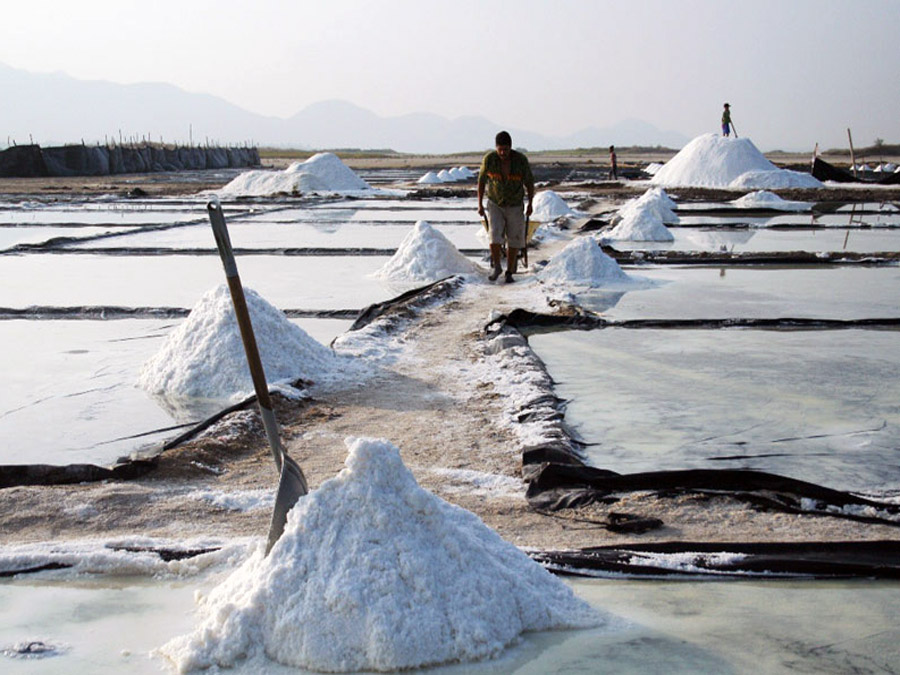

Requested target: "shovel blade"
[{"left": 265, "top": 452, "right": 308, "bottom": 555}]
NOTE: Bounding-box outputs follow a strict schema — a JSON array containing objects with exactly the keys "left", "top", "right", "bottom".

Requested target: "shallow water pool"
[
  {"left": 529, "top": 328, "right": 900, "bottom": 492},
  {"left": 1, "top": 573, "right": 898, "bottom": 674}
]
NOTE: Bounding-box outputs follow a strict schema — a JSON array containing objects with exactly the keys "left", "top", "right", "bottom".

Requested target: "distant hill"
[{"left": 1, "top": 63, "right": 690, "bottom": 153}]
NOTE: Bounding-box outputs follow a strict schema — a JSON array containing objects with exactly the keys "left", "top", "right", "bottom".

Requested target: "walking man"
[{"left": 477, "top": 131, "right": 535, "bottom": 283}]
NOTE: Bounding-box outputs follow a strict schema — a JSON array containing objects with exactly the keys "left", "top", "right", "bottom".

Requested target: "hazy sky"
[{"left": 2, "top": 0, "right": 898, "bottom": 150}]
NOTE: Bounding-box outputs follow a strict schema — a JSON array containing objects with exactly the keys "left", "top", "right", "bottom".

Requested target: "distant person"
[
  {"left": 608, "top": 145, "right": 618, "bottom": 180},
  {"left": 477, "top": 131, "right": 535, "bottom": 283},
  {"left": 722, "top": 103, "right": 733, "bottom": 137}
]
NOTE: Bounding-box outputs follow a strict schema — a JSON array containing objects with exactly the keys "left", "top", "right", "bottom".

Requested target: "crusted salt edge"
[
  {"left": 799, "top": 498, "right": 900, "bottom": 522},
  {"left": 0, "top": 538, "right": 250, "bottom": 578},
  {"left": 158, "top": 437, "right": 605, "bottom": 673},
  {"left": 185, "top": 488, "right": 275, "bottom": 512},
  {"left": 428, "top": 467, "right": 526, "bottom": 497}
]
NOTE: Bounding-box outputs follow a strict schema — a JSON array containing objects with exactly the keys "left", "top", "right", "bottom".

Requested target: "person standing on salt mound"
[
  {"left": 477, "top": 130, "right": 535, "bottom": 284},
  {"left": 722, "top": 102, "right": 734, "bottom": 137}
]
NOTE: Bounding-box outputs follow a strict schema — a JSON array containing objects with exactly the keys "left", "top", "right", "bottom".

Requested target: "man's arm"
[
  {"left": 524, "top": 158, "right": 535, "bottom": 218},
  {"left": 477, "top": 155, "right": 488, "bottom": 216}
]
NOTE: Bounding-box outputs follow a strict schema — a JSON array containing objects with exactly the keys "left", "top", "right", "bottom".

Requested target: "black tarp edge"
[{"left": 528, "top": 540, "right": 900, "bottom": 579}]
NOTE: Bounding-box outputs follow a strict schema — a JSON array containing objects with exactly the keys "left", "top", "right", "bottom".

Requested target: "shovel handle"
[{"left": 207, "top": 198, "right": 285, "bottom": 471}]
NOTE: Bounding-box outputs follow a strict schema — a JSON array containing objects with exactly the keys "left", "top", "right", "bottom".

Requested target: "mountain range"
[{"left": 1, "top": 63, "right": 689, "bottom": 153}]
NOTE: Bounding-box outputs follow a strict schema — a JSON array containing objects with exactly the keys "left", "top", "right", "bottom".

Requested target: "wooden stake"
[{"left": 847, "top": 128, "right": 857, "bottom": 178}]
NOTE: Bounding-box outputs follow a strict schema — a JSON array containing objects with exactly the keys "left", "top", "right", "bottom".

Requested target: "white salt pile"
[
  {"left": 138, "top": 284, "right": 336, "bottom": 401},
  {"left": 448, "top": 167, "right": 467, "bottom": 181},
  {"left": 532, "top": 190, "right": 580, "bottom": 221},
  {"left": 644, "top": 162, "right": 665, "bottom": 176},
  {"left": 606, "top": 208, "right": 674, "bottom": 242},
  {"left": 651, "top": 134, "right": 823, "bottom": 189},
  {"left": 375, "top": 220, "right": 481, "bottom": 282},
  {"left": 417, "top": 171, "right": 443, "bottom": 185},
  {"left": 605, "top": 187, "right": 676, "bottom": 242},
  {"left": 218, "top": 152, "right": 372, "bottom": 197},
  {"left": 732, "top": 190, "right": 809, "bottom": 211},
  {"left": 457, "top": 166, "right": 476, "bottom": 178},
  {"left": 729, "top": 169, "right": 822, "bottom": 189},
  {"left": 537, "top": 237, "right": 632, "bottom": 286},
  {"left": 437, "top": 169, "right": 454, "bottom": 182},
  {"left": 159, "top": 437, "right": 603, "bottom": 672}
]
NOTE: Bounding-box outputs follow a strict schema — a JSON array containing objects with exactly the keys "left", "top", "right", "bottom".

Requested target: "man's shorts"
[{"left": 486, "top": 200, "right": 526, "bottom": 249}]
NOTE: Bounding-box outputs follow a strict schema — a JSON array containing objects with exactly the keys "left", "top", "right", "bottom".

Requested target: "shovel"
[{"left": 207, "top": 197, "right": 309, "bottom": 555}]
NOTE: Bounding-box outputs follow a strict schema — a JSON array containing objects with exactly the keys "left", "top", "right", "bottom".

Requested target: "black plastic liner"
[
  {"left": 529, "top": 540, "right": 900, "bottom": 579},
  {"left": 491, "top": 308, "right": 900, "bottom": 333},
  {"left": 348, "top": 275, "right": 464, "bottom": 332},
  {"left": 525, "top": 461, "right": 900, "bottom": 523},
  {"left": 606, "top": 250, "right": 900, "bottom": 265},
  {"left": 812, "top": 156, "right": 900, "bottom": 186}
]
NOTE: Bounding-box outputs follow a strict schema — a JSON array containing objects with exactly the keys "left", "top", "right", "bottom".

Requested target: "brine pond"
[{"left": 2, "top": 573, "right": 899, "bottom": 673}]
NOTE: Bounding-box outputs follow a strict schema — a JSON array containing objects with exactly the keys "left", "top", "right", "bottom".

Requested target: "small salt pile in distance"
[
  {"left": 375, "top": 220, "right": 482, "bottom": 282},
  {"left": 159, "top": 437, "right": 604, "bottom": 672},
  {"left": 138, "top": 285, "right": 336, "bottom": 402},
  {"left": 416, "top": 171, "right": 443, "bottom": 185},
  {"left": 732, "top": 190, "right": 809, "bottom": 211},
  {"left": 651, "top": 133, "right": 822, "bottom": 189},
  {"left": 605, "top": 187, "right": 677, "bottom": 242},
  {"left": 537, "top": 237, "right": 631, "bottom": 287},
  {"left": 218, "top": 152, "right": 372, "bottom": 197}
]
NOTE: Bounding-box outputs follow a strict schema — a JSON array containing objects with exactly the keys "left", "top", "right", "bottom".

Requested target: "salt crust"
[
  {"left": 218, "top": 152, "right": 372, "bottom": 197},
  {"left": 374, "top": 220, "right": 482, "bottom": 282},
  {"left": 138, "top": 284, "right": 338, "bottom": 402},
  {"left": 159, "top": 437, "right": 603, "bottom": 673},
  {"left": 537, "top": 237, "right": 631, "bottom": 286},
  {"left": 651, "top": 134, "right": 823, "bottom": 189}
]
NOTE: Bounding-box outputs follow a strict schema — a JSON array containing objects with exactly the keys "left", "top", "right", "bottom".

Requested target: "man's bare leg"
[
  {"left": 505, "top": 247, "right": 519, "bottom": 283},
  {"left": 489, "top": 243, "right": 503, "bottom": 281}
]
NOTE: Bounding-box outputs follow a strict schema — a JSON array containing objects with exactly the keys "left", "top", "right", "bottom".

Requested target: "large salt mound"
[
  {"left": 218, "top": 152, "right": 371, "bottom": 197},
  {"left": 538, "top": 237, "right": 632, "bottom": 286},
  {"left": 437, "top": 169, "right": 455, "bottom": 182},
  {"left": 729, "top": 169, "right": 823, "bottom": 189},
  {"left": 532, "top": 190, "right": 579, "bottom": 221},
  {"left": 732, "top": 190, "right": 809, "bottom": 211},
  {"left": 651, "top": 134, "right": 785, "bottom": 188},
  {"left": 160, "top": 437, "right": 603, "bottom": 672},
  {"left": 138, "top": 285, "right": 335, "bottom": 401},
  {"left": 375, "top": 220, "right": 481, "bottom": 282}
]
